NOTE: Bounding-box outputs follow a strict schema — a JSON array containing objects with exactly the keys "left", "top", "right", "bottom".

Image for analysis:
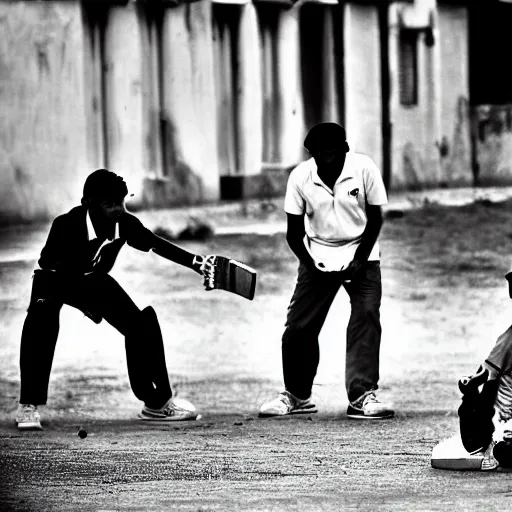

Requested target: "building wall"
[
  {"left": 388, "top": 0, "right": 442, "bottom": 189},
  {"left": 344, "top": 2, "right": 383, "bottom": 171},
  {"left": 0, "top": 0, "right": 487, "bottom": 224},
  {"left": 438, "top": 4, "right": 471, "bottom": 186},
  {"left": 102, "top": 3, "right": 146, "bottom": 201},
  {"left": 0, "top": 1, "right": 89, "bottom": 224},
  {"left": 150, "top": 1, "right": 220, "bottom": 206}
]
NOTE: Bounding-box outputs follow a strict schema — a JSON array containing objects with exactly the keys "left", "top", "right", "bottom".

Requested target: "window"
[{"left": 399, "top": 29, "right": 418, "bottom": 107}]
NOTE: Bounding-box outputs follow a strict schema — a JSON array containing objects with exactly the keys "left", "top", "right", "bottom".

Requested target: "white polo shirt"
[{"left": 284, "top": 151, "right": 388, "bottom": 271}]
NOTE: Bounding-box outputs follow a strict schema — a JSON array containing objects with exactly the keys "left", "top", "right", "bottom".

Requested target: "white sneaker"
[
  {"left": 481, "top": 440, "right": 499, "bottom": 471},
  {"left": 15, "top": 404, "right": 42, "bottom": 430},
  {"left": 347, "top": 391, "right": 394, "bottom": 419},
  {"left": 259, "top": 391, "right": 317, "bottom": 417},
  {"left": 138, "top": 397, "right": 199, "bottom": 421}
]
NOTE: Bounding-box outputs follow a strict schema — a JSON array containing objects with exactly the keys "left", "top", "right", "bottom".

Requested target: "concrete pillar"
[
  {"left": 276, "top": 6, "right": 305, "bottom": 168},
  {"left": 103, "top": 3, "right": 146, "bottom": 201},
  {"left": 438, "top": 4, "right": 471, "bottom": 185},
  {"left": 138, "top": 4, "right": 164, "bottom": 182},
  {"left": 421, "top": 8, "right": 442, "bottom": 184},
  {"left": 322, "top": 7, "right": 339, "bottom": 124},
  {"left": 344, "top": 2, "right": 383, "bottom": 170},
  {"left": 237, "top": 2, "right": 263, "bottom": 178},
  {"left": 160, "top": 2, "right": 220, "bottom": 204}
]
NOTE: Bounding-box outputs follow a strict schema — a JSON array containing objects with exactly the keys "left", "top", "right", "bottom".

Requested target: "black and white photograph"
[{"left": 1, "top": 0, "right": 512, "bottom": 510}]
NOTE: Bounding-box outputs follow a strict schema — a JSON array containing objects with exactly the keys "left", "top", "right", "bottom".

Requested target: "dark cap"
[
  {"left": 304, "top": 122, "right": 347, "bottom": 152},
  {"left": 82, "top": 169, "right": 128, "bottom": 204}
]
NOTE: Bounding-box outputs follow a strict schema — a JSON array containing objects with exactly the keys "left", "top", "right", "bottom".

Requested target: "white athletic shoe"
[
  {"left": 259, "top": 391, "right": 318, "bottom": 417},
  {"left": 481, "top": 440, "right": 499, "bottom": 471},
  {"left": 138, "top": 397, "right": 198, "bottom": 421},
  {"left": 15, "top": 404, "right": 42, "bottom": 430},
  {"left": 347, "top": 391, "right": 394, "bottom": 419}
]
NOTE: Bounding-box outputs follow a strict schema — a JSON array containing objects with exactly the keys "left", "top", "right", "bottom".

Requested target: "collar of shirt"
[
  {"left": 86, "top": 210, "right": 120, "bottom": 241},
  {"left": 310, "top": 153, "right": 356, "bottom": 190}
]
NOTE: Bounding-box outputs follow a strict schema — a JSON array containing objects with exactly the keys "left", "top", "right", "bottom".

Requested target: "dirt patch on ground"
[{"left": 2, "top": 198, "right": 512, "bottom": 510}]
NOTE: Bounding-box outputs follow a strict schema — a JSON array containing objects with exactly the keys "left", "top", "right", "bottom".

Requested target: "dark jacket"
[{"left": 38, "top": 205, "right": 155, "bottom": 276}]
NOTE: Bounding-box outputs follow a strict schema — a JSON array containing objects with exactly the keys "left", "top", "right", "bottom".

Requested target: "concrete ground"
[{"left": 2, "top": 186, "right": 512, "bottom": 511}]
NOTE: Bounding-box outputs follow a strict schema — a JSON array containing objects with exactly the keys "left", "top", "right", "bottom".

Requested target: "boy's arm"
[
  {"left": 355, "top": 203, "right": 384, "bottom": 262},
  {"left": 286, "top": 213, "right": 322, "bottom": 275},
  {"left": 150, "top": 234, "right": 202, "bottom": 273},
  {"left": 38, "top": 216, "right": 78, "bottom": 274},
  {"left": 348, "top": 203, "right": 384, "bottom": 274},
  {"left": 124, "top": 214, "right": 202, "bottom": 273}
]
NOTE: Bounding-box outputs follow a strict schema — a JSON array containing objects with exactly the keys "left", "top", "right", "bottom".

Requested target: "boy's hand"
[
  {"left": 343, "top": 259, "right": 364, "bottom": 281},
  {"left": 192, "top": 254, "right": 205, "bottom": 275}
]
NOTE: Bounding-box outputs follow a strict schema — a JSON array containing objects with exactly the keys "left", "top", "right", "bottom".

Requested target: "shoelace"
[
  {"left": 279, "top": 393, "right": 295, "bottom": 409},
  {"left": 363, "top": 393, "right": 379, "bottom": 405}
]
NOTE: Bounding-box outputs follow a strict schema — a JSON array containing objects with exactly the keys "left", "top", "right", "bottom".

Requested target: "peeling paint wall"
[
  {"left": 0, "top": 1, "right": 89, "bottom": 224},
  {"left": 389, "top": 1, "right": 442, "bottom": 190},
  {"left": 102, "top": 3, "right": 146, "bottom": 202},
  {"left": 155, "top": 2, "right": 220, "bottom": 205},
  {"left": 438, "top": 4, "right": 471, "bottom": 186}
]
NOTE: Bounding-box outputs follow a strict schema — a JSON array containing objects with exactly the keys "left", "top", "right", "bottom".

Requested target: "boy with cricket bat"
[{"left": 15, "top": 169, "right": 215, "bottom": 429}]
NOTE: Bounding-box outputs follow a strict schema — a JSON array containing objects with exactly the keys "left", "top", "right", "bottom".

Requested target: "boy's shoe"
[
  {"left": 138, "top": 397, "right": 198, "bottom": 421},
  {"left": 347, "top": 391, "right": 394, "bottom": 420},
  {"left": 481, "top": 440, "right": 499, "bottom": 471},
  {"left": 15, "top": 404, "right": 43, "bottom": 430},
  {"left": 259, "top": 391, "right": 318, "bottom": 417}
]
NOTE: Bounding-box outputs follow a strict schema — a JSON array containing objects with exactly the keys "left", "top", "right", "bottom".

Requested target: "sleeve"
[
  {"left": 37, "top": 216, "right": 73, "bottom": 271},
  {"left": 123, "top": 214, "right": 156, "bottom": 252},
  {"left": 284, "top": 168, "right": 306, "bottom": 215},
  {"left": 363, "top": 157, "right": 388, "bottom": 206}
]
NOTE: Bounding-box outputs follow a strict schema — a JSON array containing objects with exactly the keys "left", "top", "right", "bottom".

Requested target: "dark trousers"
[
  {"left": 282, "top": 261, "right": 382, "bottom": 403},
  {"left": 20, "top": 271, "right": 172, "bottom": 409}
]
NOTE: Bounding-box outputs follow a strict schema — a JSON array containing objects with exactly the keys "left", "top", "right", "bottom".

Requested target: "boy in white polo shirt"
[{"left": 259, "top": 122, "right": 394, "bottom": 419}]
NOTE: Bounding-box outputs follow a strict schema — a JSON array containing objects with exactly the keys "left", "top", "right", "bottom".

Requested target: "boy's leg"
[
  {"left": 19, "top": 271, "right": 65, "bottom": 407},
  {"left": 71, "top": 273, "right": 172, "bottom": 409},
  {"left": 282, "top": 264, "right": 343, "bottom": 400},
  {"left": 125, "top": 306, "right": 173, "bottom": 409},
  {"left": 343, "top": 262, "right": 383, "bottom": 403},
  {"left": 19, "top": 301, "right": 62, "bottom": 406}
]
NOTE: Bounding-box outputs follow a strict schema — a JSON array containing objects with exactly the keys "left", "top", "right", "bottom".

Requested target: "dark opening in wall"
[
  {"left": 469, "top": 1, "right": 512, "bottom": 105},
  {"left": 398, "top": 29, "right": 419, "bottom": 107}
]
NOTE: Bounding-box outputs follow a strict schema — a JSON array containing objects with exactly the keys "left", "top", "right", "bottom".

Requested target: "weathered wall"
[
  {"left": 344, "top": 2, "right": 383, "bottom": 171},
  {"left": 438, "top": 4, "right": 471, "bottom": 186},
  {"left": 0, "top": 1, "right": 89, "bottom": 224},
  {"left": 388, "top": 1, "right": 442, "bottom": 189},
  {"left": 103, "top": 3, "right": 146, "bottom": 202},
  {"left": 154, "top": 1, "right": 220, "bottom": 206}
]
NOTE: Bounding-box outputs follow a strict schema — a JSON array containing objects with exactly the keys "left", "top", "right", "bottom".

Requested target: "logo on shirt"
[{"left": 349, "top": 188, "right": 359, "bottom": 198}]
